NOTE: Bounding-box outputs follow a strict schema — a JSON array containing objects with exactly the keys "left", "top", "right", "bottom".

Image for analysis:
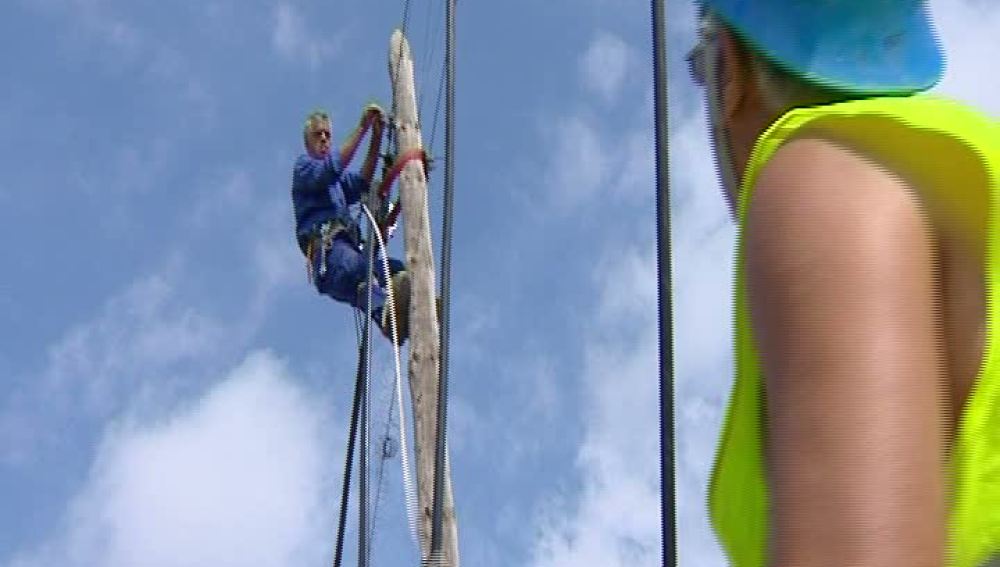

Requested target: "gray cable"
[
  {"left": 651, "top": 1, "right": 675, "bottom": 565},
  {"left": 429, "top": 0, "right": 456, "bottom": 561}
]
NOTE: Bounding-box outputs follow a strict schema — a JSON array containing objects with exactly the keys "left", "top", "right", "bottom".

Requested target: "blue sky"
[{"left": 1, "top": 0, "right": 998, "bottom": 566}]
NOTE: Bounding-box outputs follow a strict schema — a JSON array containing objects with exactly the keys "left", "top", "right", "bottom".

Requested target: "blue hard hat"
[{"left": 699, "top": 0, "right": 944, "bottom": 94}]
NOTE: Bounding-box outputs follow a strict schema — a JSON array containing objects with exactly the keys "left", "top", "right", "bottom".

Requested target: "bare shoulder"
[
  {"left": 744, "top": 131, "right": 942, "bottom": 387},
  {"left": 744, "top": 133, "right": 937, "bottom": 290}
]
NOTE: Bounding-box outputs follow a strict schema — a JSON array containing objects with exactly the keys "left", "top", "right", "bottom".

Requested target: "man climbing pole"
[
  {"left": 292, "top": 106, "right": 411, "bottom": 345},
  {"left": 690, "top": 1, "right": 1000, "bottom": 566}
]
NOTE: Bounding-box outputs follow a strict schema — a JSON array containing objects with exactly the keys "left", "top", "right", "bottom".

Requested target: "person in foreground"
[
  {"left": 292, "top": 108, "right": 411, "bottom": 345},
  {"left": 691, "top": 1, "right": 1000, "bottom": 566}
]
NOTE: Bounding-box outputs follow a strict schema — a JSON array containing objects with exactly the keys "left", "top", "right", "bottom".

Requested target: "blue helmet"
[{"left": 699, "top": 0, "right": 944, "bottom": 95}]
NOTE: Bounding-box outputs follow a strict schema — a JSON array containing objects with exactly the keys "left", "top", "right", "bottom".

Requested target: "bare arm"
[
  {"left": 338, "top": 105, "right": 385, "bottom": 204},
  {"left": 339, "top": 104, "right": 385, "bottom": 181},
  {"left": 745, "top": 135, "right": 948, "bottom": 567}
]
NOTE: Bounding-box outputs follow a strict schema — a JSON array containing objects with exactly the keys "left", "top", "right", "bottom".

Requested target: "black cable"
[
  {"left": 428, "top": 0, "right": 456, "bottom": 562},
  {"left": 358, "top": 224, "right": 377, "bottom": 567},
  {"left": 401, "top": 0, "right": 412, "bottom": 33},
  {"left": 365, "top": 399, "right": 396, "bottom": 561},
  {"left": 365, "top": 288, "right": 404, "bottom": 562},
  {"left": 417, "top": 0, "right": 437, "bottom": 110},
  {"left": 332, "top": 313, "right": 374, "bottom": 567},
  {"left": 419, "top": 0, "right": 436, "bottom": 77},
  {"left": 428, "top": 57, "right": 447, "bottom": 159},
  {"left": 651, "top": 1, "right": 676, "bottom": 566},
  {"left": 418, "top": 0, "right": 444, "bottom": 121},
  {"left": 360, "top": 207, "right": 401, "bottom": 563},
  {"left": 333, "top": 1, "right": 420, "bottom": 565}
]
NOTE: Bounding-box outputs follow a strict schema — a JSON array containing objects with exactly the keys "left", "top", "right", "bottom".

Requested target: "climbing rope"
[{"left": 361, "top": 202, "right": 421, "bottom": 549}]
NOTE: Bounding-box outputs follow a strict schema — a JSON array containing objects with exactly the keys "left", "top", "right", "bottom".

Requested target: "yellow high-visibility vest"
[{"left": 709, "top": 94, "right": 1000, "bottom": 567}]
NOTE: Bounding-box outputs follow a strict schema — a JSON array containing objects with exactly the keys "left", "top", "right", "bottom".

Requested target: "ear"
[{"left": 717, "top": 27, "right": 749, "bottom": 122}]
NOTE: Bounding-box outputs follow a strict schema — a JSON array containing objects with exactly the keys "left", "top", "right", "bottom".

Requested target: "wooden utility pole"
[{"left": 388, "top": 29, "right": 460, "bottom": 567}]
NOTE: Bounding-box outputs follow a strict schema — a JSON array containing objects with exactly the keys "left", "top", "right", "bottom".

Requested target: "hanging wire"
[
  {"left": 418, "top": 0, "right": 445, "bottom": 120},
  {"left": 365, "top": 378, "right": 398, "bottom": 561},
  {"left": 359, "top": 228, "right": 376, "bottom": 567},
  {"left": 651, "top": 0, "right": 676, "bottom": 566},
  {"left": 428, "top": 0, "right": 455, "bottom": 561},
  {"left": 353, "top": 310, "right": 363, "bottom": 349},
  {"left": 352, "top": 2, "right": 417, "bottom": 563},
  {"left": 333, "top": 0, "right": 457, "bottom": 564},
  {"left": 418, "top": 0, "right": 441, "bottom": 102},
  {"left": 427, "top": 58, "right": 447, "bottom": 161},
  {"left": 365, "top": 423, "right": 393, "bottom": 560},
  {"left": 401, "top": 0, "right": 412, "bottom": 33},
  {"left": 331, "top": 309, "right": 374, "bottom": 567},
  {"left": 363, "top": 297, "right": 405, "bottom": 562}
]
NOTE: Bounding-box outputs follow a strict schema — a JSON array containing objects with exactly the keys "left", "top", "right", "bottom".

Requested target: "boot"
[{"left": 379, "top": 270, "right": 410, "bottom": 345}]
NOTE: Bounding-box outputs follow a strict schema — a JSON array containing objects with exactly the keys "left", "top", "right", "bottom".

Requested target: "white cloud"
[
  {"left": 187, "top": 168, "right": 255, "bottom": 232},
  {"left": 2, "top": 156, "right": 303, "bottom": 469},
  {"left": 247, "top": 193, "right": 308, "bottom": 312},
  {"left": 272, "top": 2, "right": 343, "bottom": 69},
  {"left": 528, "top": 205, "right": 734, "bottom": 567},
  {"left": 930, "top": 0, "right": 1000, "bottom": 114},
  {"left": 528, "top": 7, "right": 739, "bottom": 566},
  {"left": 0, "top": 263, "right": 232, "bottom": 468},
  {"left": 28, "top": 0, "right": 214, "bottom": 114},
  {"left": 611, "top": 121, "right": 656, "bottom": 205},
  {"left": 54, "top": 271, "right": 222, "bottom": 406},
  {"left": 179, "top": 164, "right": 301, "bottom": 314},
  {"left": 530, "top": 245, "right": 660, "bottom": 567},
  {"left": 537, "top": 3, "right": 998, "bottom": 566},
  {"left": 9, "top": 351, "right": 336, "bottom": 567},
  {"left": 542, "top": 114, "right": 609, "bottom": 208},
  {"left": 539, "top": 88, "right": 652, "bottom": 213},
  {"left": 580, "top": 33, "right": 633, "bottom": 104},
  {"left": 51, "top": 0, "right": 143, "bottom": 60}
]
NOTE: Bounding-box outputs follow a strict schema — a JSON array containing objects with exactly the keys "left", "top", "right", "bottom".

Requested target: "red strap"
[
  {"left": 376, "top": 148, "right": 428, "bottom": 199},
  {"left": 375, "top": 148, "right": 428, "bottom": 243}
]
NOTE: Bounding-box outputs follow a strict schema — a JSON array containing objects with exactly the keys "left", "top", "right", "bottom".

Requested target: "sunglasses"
[
  {"left": 310, "top": 129, "right": 332, "bottom": 141},
  {"left": 687, "top": 11, "right": 721, "bottom": 88},
  {"left": 686, "top": 40, "right": 708, "bottom": 86}
]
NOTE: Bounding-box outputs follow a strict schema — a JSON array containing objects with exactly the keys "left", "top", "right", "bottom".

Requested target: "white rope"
[{"left": 361, "top": 202, "right": 421, "bottom": 550}]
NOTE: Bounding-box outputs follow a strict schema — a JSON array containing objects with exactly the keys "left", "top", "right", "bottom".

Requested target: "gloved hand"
[{"left": 363, "top": 101, "right": 385, "bottom": 117}]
